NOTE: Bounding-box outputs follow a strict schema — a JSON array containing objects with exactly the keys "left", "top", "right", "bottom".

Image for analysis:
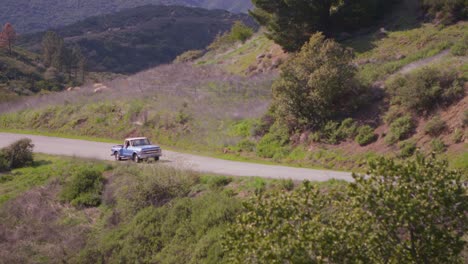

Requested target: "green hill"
[
  {"left": 0, "top": 47, "right": 46, "bottom": 103},
  {"left": 1, "top": 0, "right": 253, "bottom": 33},
  {"left": 19, "top": 5, "right": 255, "bottom": 74}
]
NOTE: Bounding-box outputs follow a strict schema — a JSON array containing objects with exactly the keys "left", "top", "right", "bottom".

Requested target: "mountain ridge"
[{"left": 1, "top": 0, "right": 253, "bottom": 33}]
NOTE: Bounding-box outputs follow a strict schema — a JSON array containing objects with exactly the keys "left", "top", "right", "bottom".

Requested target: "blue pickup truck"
[{"left": 111, "top": 137, "right": 162, "bottom": 162}]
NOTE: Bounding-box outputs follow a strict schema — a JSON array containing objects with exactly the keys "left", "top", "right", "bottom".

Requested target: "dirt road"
[{"left": 0, "top": 133, "right": 353, "bottom": 182}]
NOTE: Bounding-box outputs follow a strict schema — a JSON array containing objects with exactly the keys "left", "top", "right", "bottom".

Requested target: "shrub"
[
  {"left": 229, "top": 21, "right": 254, "bottom": 43},
  {"left": 431, "top": 138, "right": 446, "bottom": 153},
  {"left": 399, "top": 140, "right": 417, "bottom": 158},
  {"left": 256, "top": 123, "right": 289, "bottom": 159},
  {"left": 60, "top": 167, "right": 104, "bottom": 207},
  {"left": 451, "top": 34, "right": 468, "bottom": 56},
  {"left": 2, "top": 138, "right": 34, "bottom": 170},
  {"left": 234, "top": 139, "right": 256, "bottom": 152},
  {"left": 388, "top": 67, "right": 464, "bottom": 113},
  {"left": 174, "top": 50, "right": 205, "bottom": 63},
  {"left": 203, "top": 175, "right": 233, "bottom": 189},
  {"left": 273, "top": 33, "right": 362, "bottom": 129},
  {"left": 389, "top": 115, "right": 415, "bottom": 141},
  {"left": 0, "top": 152, "right": 9, "bottom": 172},
  {"left": 320, "top": 118, "right": 358, "bottom": 144},
  {"left": 355, "top": 125, "right": 377, "bottom": 146},
  {"left": 226, "top": 155, "right": 468, "bottom": 262},
  {"left": 463, "top": 110, "right": 468, "bottom": 127},
  {"left": 452, "top": 128, "right": 464, "bottom": 143},
  {"left": 421, "top": 0, "right": 467, "bottom": 24},
  {"left": 424, "top": 115, "right": 446, "bottom": 136}
]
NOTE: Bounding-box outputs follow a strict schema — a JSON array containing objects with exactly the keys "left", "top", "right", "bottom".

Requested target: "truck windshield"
[{"left": 132, "top": 138, "right": 151, "bottom": 146}]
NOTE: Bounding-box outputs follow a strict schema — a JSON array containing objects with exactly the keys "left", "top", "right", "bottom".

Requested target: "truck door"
[{"left": 123, "top": 140, "right": 131, "bottom": 157}]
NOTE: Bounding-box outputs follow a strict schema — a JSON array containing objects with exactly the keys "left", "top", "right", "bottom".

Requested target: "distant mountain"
[
  {"left": 20, "top": 5, "right": 256, "bottom": 74},
  {"left": 1, "top": 0, "right": 253, "bottom": 33}
]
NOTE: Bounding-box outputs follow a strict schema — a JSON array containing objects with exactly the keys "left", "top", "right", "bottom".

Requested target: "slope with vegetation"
[
  {"left": 1, "top": 0, "right": 253, "bottom": 33},
  {"left": 0, "top": 144, "right": 466, "bottom": 262},
  {"left": 19, "top": 5, "right": 256, "bottom": 73}
]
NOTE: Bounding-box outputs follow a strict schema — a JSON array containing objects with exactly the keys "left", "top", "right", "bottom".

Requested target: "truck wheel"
[
  {"left": 133, "top": 153, "right": 140, "bottom": 163},
  {"left": 154, "top": 157, "right": 160, "bottom": 162},
  {"left": 114, "top": 152, "right": 121, "bottom": 161}
]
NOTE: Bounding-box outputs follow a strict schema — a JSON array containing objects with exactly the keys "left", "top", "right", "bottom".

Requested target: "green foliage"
[
  {"left": 250, "top": 0, "right": 397, "bottom": 51},
  {"left": 81, "top": 191, "right": 242, "bottom": 264},
  {"left": 226, "top": 155, "right": 468, "bottom": 263},
  {"left": 1, "top": 138, "right": 34, "bottom": 170},
  {"left": 201, "top": 175, "right": 233, "bottom": 189},
  {"left": 398, "top": 140, "right": 417, "bottom": 158},
  {"left": 208, "top": 21, "right": 254, "bottom": 51},
  {"left": 60, "top": 167, "right": 104, "bottom": 207},
  {"left": 234, "top": 139, "right": 256, "bottom": 152},
  {"left": 351, "top": 155, "right": 467, "bottom": 263},
  {"left": 388, "top": 67, "right": 465, "bottom": 113},
  {"left": 420, "top": 0, "right": 467, "bottom": 24},
  {"left": 424, "top": 115, "right": 446, "bottom": 136},
  {"left": 431, "top": 138, "right": 446, "bottom": 153},
  {"left": 451, "top": 34, "right": 468, "bottom": 56},
  {"left": 256, "top": 123, "right": 289, "bottom": 159},
  {"left": 273, "top": 33, "right": 361, "bottom": 128},
  {"left": 388, "top": 115, "right": 415, "bottom": 143},
  {"left": 229, "top": 21, "right": 254, "bottom": 43},
  {"left": 452, "top": 128, "right": 464, "bottom": 143},
  {"left": 355, "top": 125, "right": 377, "bottom": 146},
  {"left": 174, "top": 50, "right": 205, "bottom": 63},
  {"left": 109, "top": 165, "right": 199, "bottom": 218},
  {"left": 319, "top": 118, "right": 358, "bottom": 144}
]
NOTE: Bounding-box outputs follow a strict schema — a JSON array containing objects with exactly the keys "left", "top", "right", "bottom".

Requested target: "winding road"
[{"left": 0, "top": 133, "right": 353, "bottom": 182}]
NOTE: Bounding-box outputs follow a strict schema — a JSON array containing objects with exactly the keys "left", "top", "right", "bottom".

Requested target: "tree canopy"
[
  {"left": 250, "top": 0, "right": 399, "bottom": 52},
  {"left": 272, "top": 33, "right": 361, "bottom": 129},
  {"left": 225, "top": 154, "right": 468, "bottom": 263}
]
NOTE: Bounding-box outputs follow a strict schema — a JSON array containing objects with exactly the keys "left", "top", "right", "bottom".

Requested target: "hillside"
[
  {"left": 19, "top": 5, "right": 255, "bottom": 74},
  {"left": 0, "top": 47, "right": 49, "bottom": 102},
  {"left": 1, "top": 0, "right": 253, "bottom": 33}
]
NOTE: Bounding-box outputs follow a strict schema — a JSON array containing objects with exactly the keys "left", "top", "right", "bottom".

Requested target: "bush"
[
  {"left": 320, "top": 118, "right": 358, "bottom": 144},
  {"left": 452, "top": 128, "right": 464, "bottom": 143},
  {"left": 399, "top": 140, "right": 417, "bottom": 158},
  {"left": 234, "top": 139, "right": 256, "bottom": 152},
  {"left": 273, "top": 33, "right": 362, "bottom": 128},
  {"left": 431, "top": 138, "right": 447, "bottom": 153},
  {"left": 388, "top": 67, "right": 465, "bottom": 113},
  {"left": 355, "top": 125, "right": 377, "bottom": 146},
  {"left": 256, "top": 123, "right": 289, "bottom": 159},
  {"left": 229, "top": 21, "right": 254, "bottom": 43},
  {"left": 174, "top": 50, "right": 205, "bottom": 63},
  {"left": 2, "top": 138, "right": 34, "bottom": 170},
  {"left": 421, "top": 0, "right": 467, "bottom": 24},
  {"left": 424, "top": 115, "right": 447, "bottom": 136},
  {"left": 451, "top": 34, "right": 468, "bottom": 56},
  {"left": 389, "top": 115, "right": 415, "bottom": 141},
  {"left": 0, "top": 152, "right": 9, "bottom": 172},
  {"left": 463, "top": 110, "right": 468, "bottom": 127},
  {"left": 60, "top": 167, "right": 104, "bottom": 207}
]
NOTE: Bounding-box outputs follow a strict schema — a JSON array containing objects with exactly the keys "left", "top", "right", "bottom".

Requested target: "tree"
[
  {"left": 229, "top": 21, "right": 254, "bottom": 43},
  {"left": 42, "top": 31, "right": 65, "bottom": 70},
  {"left": 0, "top": 23, "right": 17, "bottom": 55},
  {"left": 273, "top": 33, "right": 361, "bottom": 129},
  {"left": 250, "top": 0, "right": 399, "bottom": 52},
  {"left": 250, "top": 0, "right": 334, "bottom": 52},
  {"left": 225, "top": 155, "right": 467, "bottom": 263}
]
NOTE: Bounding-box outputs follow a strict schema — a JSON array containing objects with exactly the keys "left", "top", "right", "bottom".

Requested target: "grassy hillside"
[
  {"left": 1, "top": 0, "right": 252, "bottom": 34},
  {"left": 0, "top": 47, "right": 49, "bottom": 102},
  {"left": 19, "top": 5, "right": 255, "bottom": 74},
  {"left": 0, "top": 154, "right": 318, "bottom": 263},
  {"left": 2, "top": 19, "right": 466, "bottom": 171}
]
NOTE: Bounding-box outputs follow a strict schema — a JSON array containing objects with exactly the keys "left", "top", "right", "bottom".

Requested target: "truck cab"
[{"left": 111, "top": 137, "right": 162, "bottom": 162}]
